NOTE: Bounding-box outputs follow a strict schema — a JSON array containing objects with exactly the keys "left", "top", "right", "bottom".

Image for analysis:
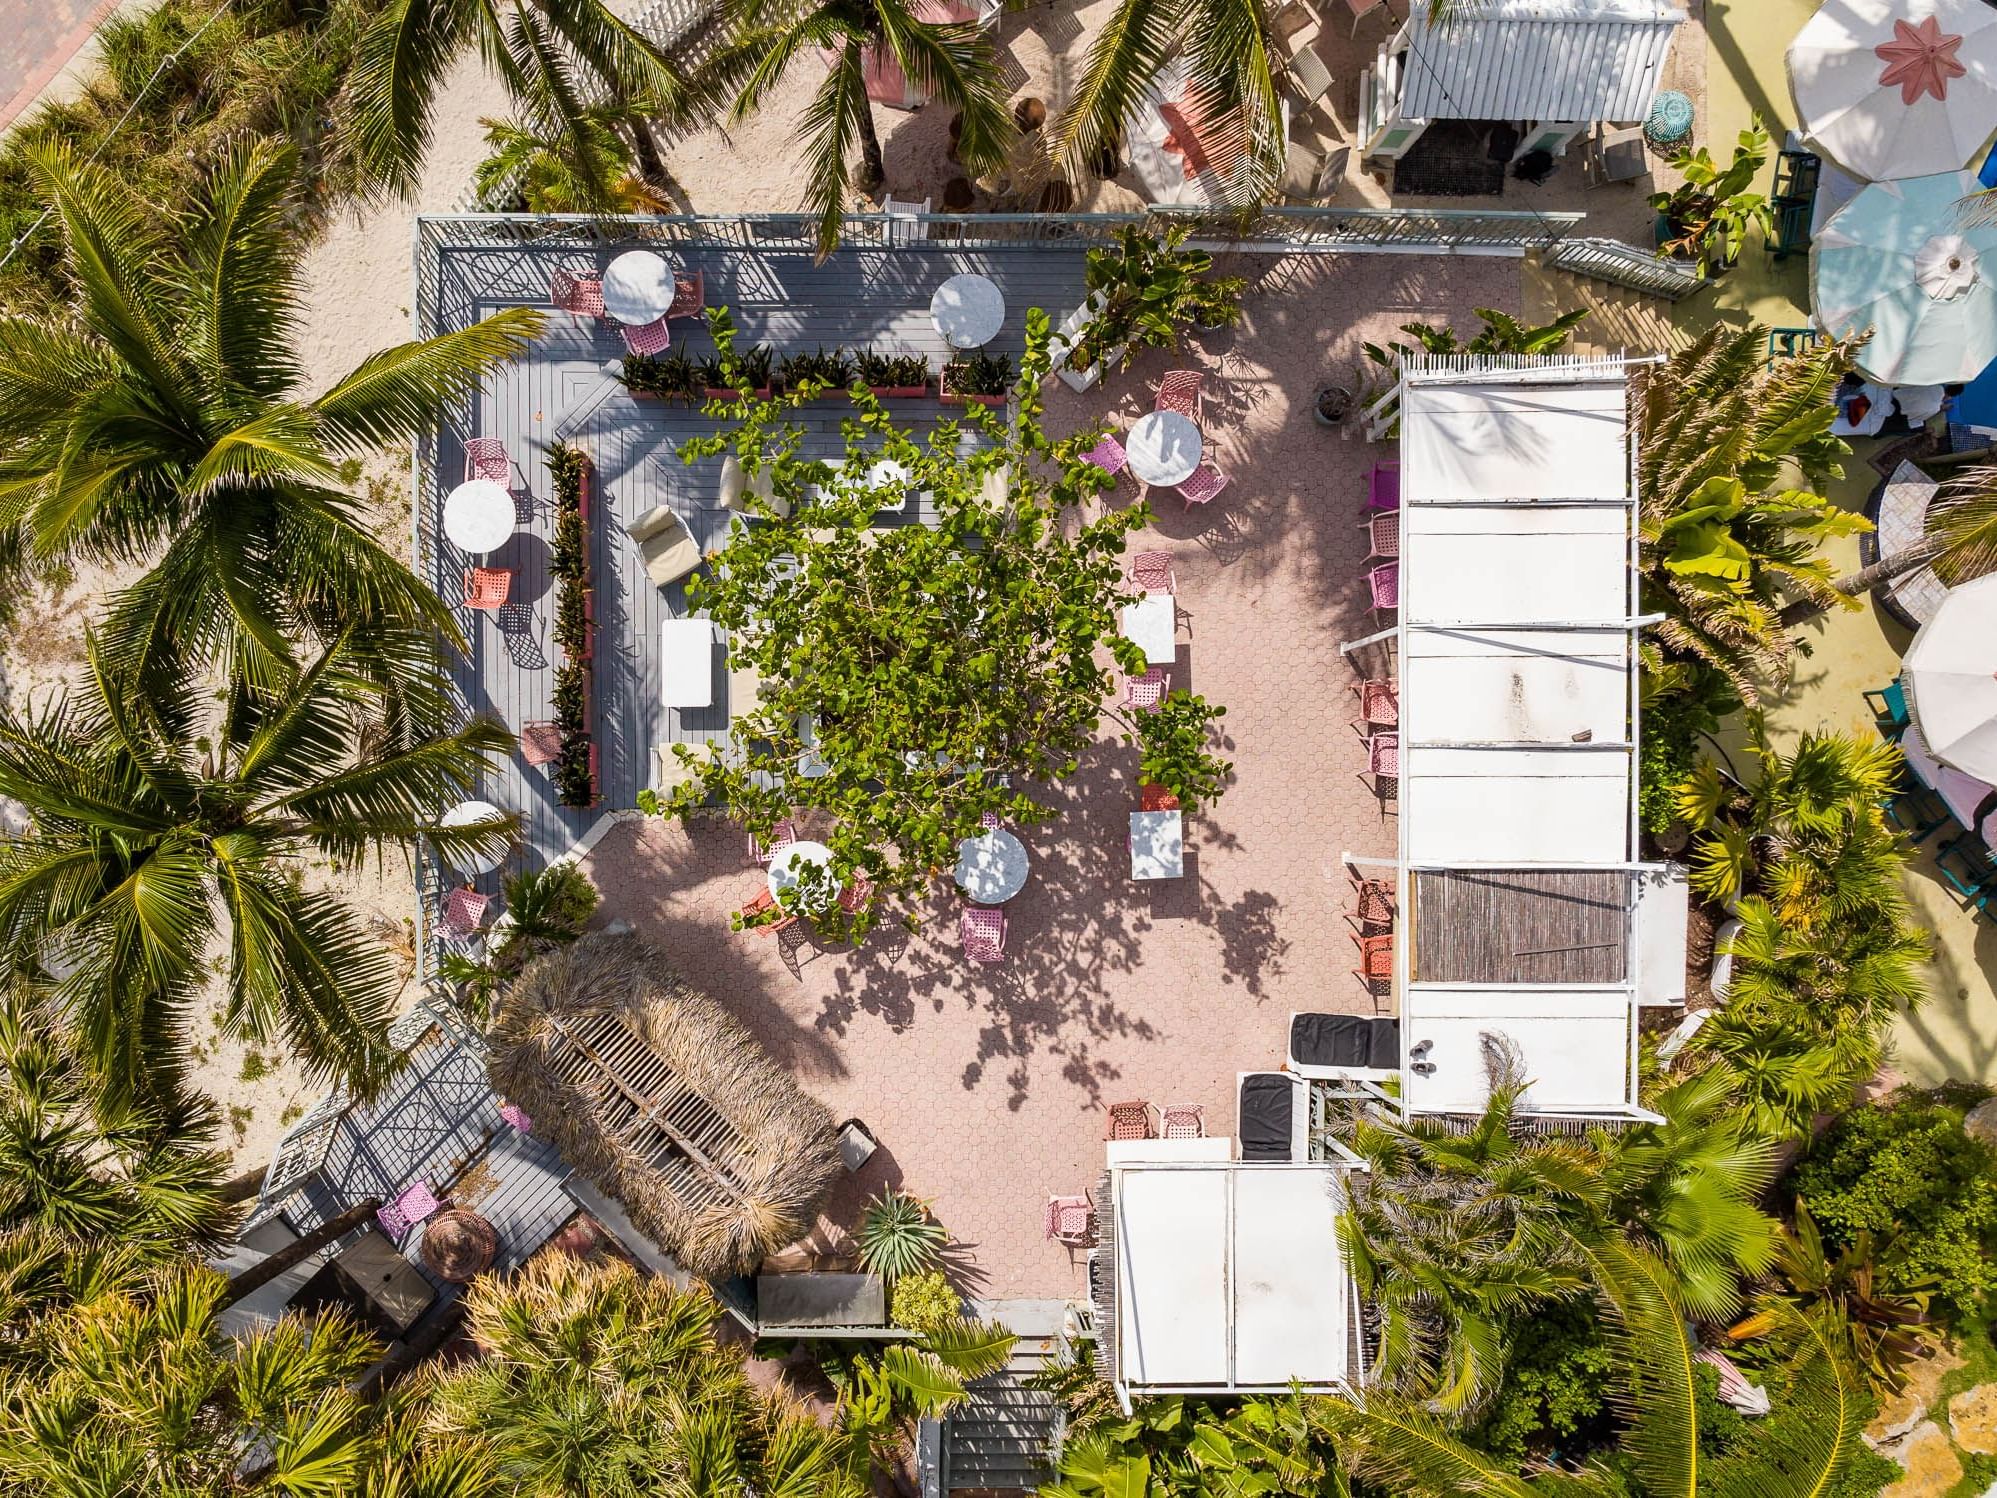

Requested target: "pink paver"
[{"left": 579, "top": 254, "right": 1520, "bottom": 1300}]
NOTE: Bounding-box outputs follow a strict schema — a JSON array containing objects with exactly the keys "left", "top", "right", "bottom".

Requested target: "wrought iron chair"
[
  {"left": 463, "top": 437, "right": 511, "bottom": 485},
  {"left": 550, "top": 267, "right": 604, "bottom": 317},
  {"left": 1103, "top": 1100, "right": 1156, "bottom": 1140},
  {"left": 464, "top": 567, "right": 513, "bottom": 610},
  {"left": 621, "top": 316, "right": 672, "bottom": 355},
  {"left": 1177, "top": 462, "right": 1230, "bottom": 507},
  {"left": 1127, "top": 550, "right": 1176, "bottom": 592},
  {"left": 1154, "top": 370, "right": 1205, "bottom": 421},
  {"left": 1086, "top": 433, "right": 1129, "bottom": 479},
  {"left": 1160, "top": 1103, "right": 1205, "bottom": 1138},
  {"left": 961, "top": 905, "right": 1007, "bottom": 963},
  {"left": 1124, "top": 666, "right": 1170, "bottom": 710},
  {"left": 1045, "top": 1194, "right": 1096, "bottom": 1245}
]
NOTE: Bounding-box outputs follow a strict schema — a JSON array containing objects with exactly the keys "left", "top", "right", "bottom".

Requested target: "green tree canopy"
[{"left": 641, "top": 309, "right": 1230, "bottom": 936}]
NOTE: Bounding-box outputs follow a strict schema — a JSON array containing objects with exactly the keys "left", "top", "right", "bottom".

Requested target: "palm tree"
[
  {"left": 1809, "top": 457, "right": 1997, "bottom": 608},
  {"left": 346, "top": 0, "right": 700, "bottom": 203},
  {"left": 0, "top": 633, "right": 513, "bottom": 1107},
  {"left": 420, "top": 1253, "right": 866, "bottom": 1496},
  {"left": 475, "top": 108, "right": 676, "bottom": 214},
  {"left": 0, "top": 139, "right": 541, "bottom": 704},
  {"left": 713, "top": 0, "right": 1014, "bottom": 256},
  {"left": 1339, "top": 1047, "right": 1607, "bottom": 1416},
  {"left": 1636, "top": 326, "right": 1866, "bottom": 706},
  {"left": 1314, "top": 1238, "right": 1871, "bottom": 1497}
]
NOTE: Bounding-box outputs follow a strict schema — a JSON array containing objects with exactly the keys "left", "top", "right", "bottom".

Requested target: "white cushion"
[{"left": 660, "top": 619, "right": 715, "bottom": 707}]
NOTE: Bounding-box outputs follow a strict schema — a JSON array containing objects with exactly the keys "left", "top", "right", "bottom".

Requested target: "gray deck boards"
[{"left": 428, "top": 240, "right": 1089, "bottom": 871}]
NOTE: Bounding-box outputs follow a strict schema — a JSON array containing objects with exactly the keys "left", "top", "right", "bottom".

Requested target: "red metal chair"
[
  {"left": 1160, "top": 1103, "right": 1205, "bottom": 1138},
  {"left": 1127, "top": 550, "right": 1176, "bottom": 592},
  {"left": 747, "top": 819, "right": 799, "bottom": 867},
  {"left": 520, "top": 721, "right": 564, "bottom": 767},
  {"left": 1124, "top": 667, "right": 1169, "bottom": 711},
  {"left": 1345, "top": 867, "right": 1395, "bottom": 932},
  {"left": 1177, "top": 462, "right": 1230, "bottom": 507},
  {"left": 961, "top": 905, "right": 1007, "bottom": 963},
  {"left": 1045, "top": 1194, "right": 1096, "bottom": 1246},
  {"left": 1366, "top": 731, "right": 1399, "bottom": 777},
  {"left": 621, "top": 316, "right": 672, "bottom": 355},
  {"left": 738, "top": 887, "right": 798, "bottom": 935},
  {"left": 1352, "top": 930, "right": 1393, "bottom": 987},
  {"left": 838, "top": 872, "right": 874, "bottom": 915},
  {"left": 464, "top": 437, "right": 510, "bottom": 485},
  {"left": 550, "top": 267, "right": 605, "bottom": 317},
  {"left": 1154, "top": 370, "right": 1205, "bottom": 421},
  {"left": 1366, "top": 561, "right": 1399, "bottom": 620},
  {"left": 1350, "top": 679, "right": 1398, "bottom": 727},
  {"left": 1139, "top": 782, "right": 1181, "bottom": 812},
  {"left": 1085, "top": 433, "right": 1128, "bottom": 477},
  {"left": 1365, "top": 509, "right": 1399, "bottom": 560},
  {"left": 465, "top": 568, "right": 513, "bottom": 610},
  {"left": 1367, "top": 460, "right": 1400, "bottom": 512},
  {"left": 1104, "top": 1100, "right": 1156, "bottom": 1140},
  {"left": 666, "top": 269, "right": 705, "bottom": 319}
]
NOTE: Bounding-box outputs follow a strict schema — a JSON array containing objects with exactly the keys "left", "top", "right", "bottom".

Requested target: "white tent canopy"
[
  {"left": 1398, "top": 0, "right": 1687, "bottom": 123},
  {"left": 1904, "top": 571, "right": 1997, "bottom": 781}
]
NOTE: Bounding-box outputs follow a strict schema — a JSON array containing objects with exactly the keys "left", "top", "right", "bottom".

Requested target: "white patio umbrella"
[
  {"left": 1903, "top": 572, "right": 1997, "bottom": 781},
  {"left": 1813, "top": 170, "right": 1997, "bottom": 383},
  {"left": 1789, "top": 0, "right": 1997, "bottom": 182}
]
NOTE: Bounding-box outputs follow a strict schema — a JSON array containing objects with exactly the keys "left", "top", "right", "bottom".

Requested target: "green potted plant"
[
  {"left": 1052, "top": 225, "right": 1248, "bottom": 392},
  {"left": 621, "top": 350, "right": 701, "bottom": 404},
  {"left": 699, "top": 344, "right": 774, "bottom": 400},
  {"left": 1650, "top": 123, "right": 1775, "bottom": 278},
  {"left": 777, "top": 345, "right": 855, "bottom": 397},
  {"left": 940, "top": 349, "right": 1012, "bottom": 406},
  {"left": 854, "top": 349, "right": 931, "bottom": 398}
]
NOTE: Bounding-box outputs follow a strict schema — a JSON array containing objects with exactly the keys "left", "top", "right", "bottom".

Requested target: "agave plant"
[{"left": 855, "top": 1187, "right": 948, "bottom": 1282}]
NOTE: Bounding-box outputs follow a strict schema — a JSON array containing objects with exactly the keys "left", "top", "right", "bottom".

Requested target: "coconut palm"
[
  {"left": 1813, "top": 457, "right": 1997, "bottom": 606},
  {"left": 420, "top": 1253, "right": 866, "bottom": 1496},
  {"left": 347, "top": 0, "right": 699, "bottom": 203},
  {"left": 1315, "top": 1237, "right": 1871, "bottom": 1497},
  {"left": 0, "top": 138, "right": 541, "bottom": 704},
  {"left": 1339, "top": 1045, "right": 1607, "bottom": 1415},
  {"left": 475, "top": 107, "right": 676, "bottom": 214},
  {"left": 1636, "top": 326, "right": 1867, "bottom": 705},
  {"left": 713, "top": 0, "right": 1013, "bottom": 256},
  {"left": 0, "top": 632, "right": 514, "bottom": 1108}
]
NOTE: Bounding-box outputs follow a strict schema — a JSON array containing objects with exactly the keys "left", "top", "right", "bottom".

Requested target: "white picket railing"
[{"left": 1548, "top": 235, "right": 1707, "bottom": 301}]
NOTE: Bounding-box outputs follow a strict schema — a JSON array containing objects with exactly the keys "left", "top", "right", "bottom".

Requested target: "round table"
[
  {"left": 954, "top": 828, "right": 1028, "bottom": 903},
  {"left": 443, "top": 479, "right": 515, "bottom": 554},
  {"left": 602, "top": 250, "right": 678, "bottom": 324},
  {"left": 1645, "top": 89, "right": 1694, "bottom": 150},
  {"left": 867, "top": 458, "right": 911, "bottom": 506},
  {"left": 769, "top": 839, "right": 837, "bottom": 911},
  {"left": 1126, "top": 411, "right": 1203, "bottom": 487},
  {"left": 439, "top": 799, "right": 507, "bottom": 876},
  {"left": 420, "top": 1208, "right": 498, "bottom": 1283},
  {"left": 930, "top": 273, "right": 1006, "bottom": 348}
]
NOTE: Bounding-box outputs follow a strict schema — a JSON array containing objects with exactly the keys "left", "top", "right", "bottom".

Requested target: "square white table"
[
  {"left": 1130, "top": 810, "right": 1184, "bottom": 880},
  {"left": 1121, "top": 593, "right": 1176, "bottom": 666},
  {"left": 660, "top": 619, "right": 715, "bottom": 708}
]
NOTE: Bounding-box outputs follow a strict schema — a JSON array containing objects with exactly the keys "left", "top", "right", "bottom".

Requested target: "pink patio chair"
[
  {"left": 499, "top": 1102, "right": 532, "bottom": 1133},
  {"left": 1367, "top": 460, "right": 1400, "bottom": 512},
  {"left": 1103, "top": 1100, "right": 1156, "bottom": 1140},
  {"left": 550, "top": 267, "right": 604, "bottom": 318},
  {"left": 1177, "top": 462, "right": 1230, "bottom": 507},
  {"left": 1365, "top": 509, "right": 1399, "bottom": 560},
  {"left": 1346, "top": 871, "right": 1395, "bottom": 933},
  {"left": 961, "top": 905, "right": 1007, "bottom": 963},
  {"left": 838, "top": 872, "right": 874, "bottom": 915},
  {"left": 465, "top": 567, "right": 513, "bottom": 610},
  {"left": 1124, "top": 667, "right": 1169, "bottom": 711},
  {"left": 666, "top": 270, "right": 705, "bottom": 320},
  {"left": 1160, "top": 1103, "right": 1205, "bottom": 1138},
  {"left": 377, "top": 1179, "right": 441, "bottom": 1240},
  {"left": 1366, "top": 731, "right": 1398, "bottom": 777},
  {"left": 1366, "top": 561, "right": 1399, "bottom": 620},
  {"left": 1352, "top": 931, "right": 1393, "bottom": 988},
  {"left": 520, "top": 720, "right": 564, "bottom": 767},
  {"left": 738, "top": 887, "right": 798, "bottom": 936},
  {"left": 1085, "top": 433, "right": 1128, "bottom": 478},
  {"left": 747, "top": 819, "right": 799, "bottom": 867},
  {"left": 980, "top": 810, "right": 1003, "bottom": 831},
  {"left": 464, "top": 437, "right": 510, "bottom": 486},
  {"left": 1045, "top": 1194, "right": 1096, "bottom": 1246},
  {"left": 1154, "top": 370, "right": 1205, "bottom": 421},
  {"left": 1127, "top": 550, "right": 1176, "bottom": 592},
  {"left": 621, "top": 316, "right": 672, "bottom": 356},
  {"left": 438, "top": 886, "right": 491, "bottom": 946},
  {"left": 1350, "top": 679, "right": 1397, "bottom": 727}
]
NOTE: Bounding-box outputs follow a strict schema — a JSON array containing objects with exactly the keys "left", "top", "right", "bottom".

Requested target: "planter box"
[
  {"left": 866, "top": 384, "right": 930, "bottom": 399},
  {"left": 939, "top": 389, "right": 1007, "bottom": 408},
  {"left": 703, "top": 385, "right": 772, "bottom": 401},
  {"left": 1048, "top": 289, "right": 1126, "bottom": 393}
]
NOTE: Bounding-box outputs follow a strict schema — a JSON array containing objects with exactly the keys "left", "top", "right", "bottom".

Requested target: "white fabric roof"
[
  {"left": 1399, "top": 0, "right": 1686, "bottom": 124},
  {"left": 1401, "top": 629, "right": 1631, "bottom": 744},
  {"left": 1401, "top": 989, "right": 1632, "bottom": 1113},
  {"left": 1113, "top": 1164, "right": 1352, "bottom": 1392},
  {"left": 1403, "top": 747, "right": 1632, "bottom": 863}
]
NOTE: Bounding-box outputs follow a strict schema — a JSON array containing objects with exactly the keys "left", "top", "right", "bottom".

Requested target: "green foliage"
[
  {"left": 888, "top": 1269, "right": 963, "bottom": 1335},
  {"left": 1638, "top": 686, "right": 1712, "bottom": 836},
  {"left": 1462, "top": 1299, "right": 1615, "bottom": 1467},
  {"left": 1651, "top": 124, "right": 1777, "bottom": 276},
  {"left": 944, "top": 350, "right": 1015, "bottom": 396},
  {"left": 439, "top": 863, "right": 598, "bottom": 1017},
  {"left": 1362, "top": 307, "right": 1589, "bottom": 435},
  {"left": 1066, "top": 226, "right": 1248, "bottom": 376},
  {"left": 854, "top": 351, "right": 933, "bottom": 390},
  {"left": 856, "top": 1188, "right": 947, "bottom": 1283},
  {"left": 1043, "top": 1390, "right": 1340, "bottom": 1498},
  {"left": 778, "top": 346, "right": 856, "bottom": 393},
  {"left": 546, "top": 443, "right": 597, "bottom": 809},
  {"left": 474, "top": 102, "right": 671, "bottom": 214},
  {"left": 1637, "top": 324, "right": 1864, "bottom": 708},
  {"left": 1790, "top": 1091, "right": 1997, "bottom": 1324},
  {"left": 645, "top": 307, "right": 1230, "bottom": 936},
  {"left": 622, "top": 350, "right": 705, "bottom": 404},
  {"left": 699, "top": 343, "right": 776, "bottom": 393}
]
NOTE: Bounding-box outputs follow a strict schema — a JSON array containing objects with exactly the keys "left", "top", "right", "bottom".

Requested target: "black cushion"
[
  {"left": 1238, "top": 1073, "right": 1293, "bottom": 1162},
  {"left": 1290, "top": 1013, "right": 1401, "bottom": 1070}
]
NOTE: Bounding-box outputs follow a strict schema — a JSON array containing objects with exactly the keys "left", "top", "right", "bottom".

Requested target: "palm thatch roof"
[{"left": 487, "top": 932, "right": 842, "bottom": 1279}]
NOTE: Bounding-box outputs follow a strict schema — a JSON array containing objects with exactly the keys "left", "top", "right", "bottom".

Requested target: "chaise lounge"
[{"left": 625, "top": 504, "right": 702, "bottom": 588}]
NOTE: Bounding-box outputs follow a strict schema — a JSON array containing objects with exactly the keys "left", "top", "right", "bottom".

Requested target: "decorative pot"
[{"left": 1314, "top": 385, "right": 1355, "bottom": 427}]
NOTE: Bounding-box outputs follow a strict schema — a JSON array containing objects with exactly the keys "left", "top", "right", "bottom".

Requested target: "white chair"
[
  {"left": 1284, "top": 45, "right": 1334, "bottom": 112},
  {"left": 626, "top": 505, "right": 701, "bottom": 589},
  {"left": 1282, "top": 141, "right": 1349, "bottom": 201},
  {"left": 882, "top": 194, "right": 931, "bottom": 247}
]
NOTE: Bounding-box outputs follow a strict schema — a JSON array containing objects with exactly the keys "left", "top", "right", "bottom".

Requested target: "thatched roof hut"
[{"left": 487, "top": 932, "right": 843, "bottom": 1280}]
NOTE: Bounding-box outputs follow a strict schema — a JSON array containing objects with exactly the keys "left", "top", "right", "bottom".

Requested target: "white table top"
[
  {"left": 769, "top": 840, "right": 837, "bottom": 910},
  {"left": 1126, "top": 411, "right": 1203, "bottom": 487},
  {"left": 954, "top": 828, "right": 1029, "bottom": 903},
  {"left": 1121, "top": 592, "right": 1176, "bottom": 666},
  {"left": 930, "top": 273, "right": 1005, "bottom": 348},
  {"left": 660, "top": 619, "right": 715, "bottom": 708},
  {"left": 440, "top": 799, "right": 506, "bottom": 875},
  {"left": 1130, "top": 810, "right": 1184, "bottom": 880},
  {"left": 443, "top": 479, "right": 515, "bottom": 554},
  {"left": 867, "top": 458, "right": 912, "bottom": 513},
  {"left": 603, "top": 250, "right": 678, "bottom": 324}
]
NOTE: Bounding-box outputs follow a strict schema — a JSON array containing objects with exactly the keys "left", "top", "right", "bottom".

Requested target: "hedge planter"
[
  {"left": 940, "top": 388, "right": 1007, "bottom": 408},
  {"left": 867, "top": 384, "right": 931, "bottom": 399},
  {"left": 704, "top": 386, "right": 772, "bottom": 401},
  {"left": 547, "top": 441, "right": 598, "bottom": 809},
  {"left": 941, "top": 358, "right": 1011, "bottom": 407}
]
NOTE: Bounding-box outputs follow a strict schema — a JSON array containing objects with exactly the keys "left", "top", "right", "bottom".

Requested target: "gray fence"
[{"left": 1548, "top": 235, "right": 1707, "bottom": 301}]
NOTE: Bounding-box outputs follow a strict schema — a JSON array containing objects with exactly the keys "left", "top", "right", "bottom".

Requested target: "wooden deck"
[
  {"left": 426, "top": 238, "right": 1089, "bottom": 869},
  {"left": 1412, "top": 870, "right": 1628, "bottom": 985}
]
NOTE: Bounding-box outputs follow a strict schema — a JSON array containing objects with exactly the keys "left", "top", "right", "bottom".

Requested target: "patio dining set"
[
  {"left": 1875, "top": 682, "right": 1997, "bottom": 920},
  {"left": 1353, "top": 460, "right": 1402, "bottom": 804},
  {"left": 1044, "top": 1099, "right": 1208, "bottom": 1247}
]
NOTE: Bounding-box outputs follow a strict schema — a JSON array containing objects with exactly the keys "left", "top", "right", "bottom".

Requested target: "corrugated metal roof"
[{"left": 1398, "top": 0, "right": 1686, "bottom": 123}]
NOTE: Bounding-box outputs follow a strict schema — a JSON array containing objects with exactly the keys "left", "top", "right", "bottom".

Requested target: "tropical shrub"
[
  {"left": 778, "top": 346, "right": 856, "bottom": 393},
  {"left": 621, "top": 350, "right": 705, "bottom": 403},
  {"left": 546, "top": 443, "right": 596, "bottom": 807},
  {"left": 1789, "top": 1090, "right": 1997, "bottom": 1324},
  {"left": 1361, "top": 307, "right": 1589, "bottom": 433},
  {"left": 1461, "top": 1299, "right": 1615, "bottom": 1467},
  {"left": 854, "top": 350, "right": 932, "bottom": 391},
  {"left": 698, "top": 344, "right": 776, "bottom": 394},
  {"left": 439, "top": 862, "right": 600, "bottom": 1016},
  {"left": 889, "top": 1268, "right": 963, "bottom": 1335},
  {"left": 1044, "top": 1391, "right": 1338, "bottom": 1496},
  {"left": 942, "top": 349, "right": 1014, "bottom": 397},
  {"left": 1651, "top": 124, "right": 1777, "bottom": 276},
  {"left": 1065, "top": 226, "right": 1247, "bottom": 376},
  {"left": 855, "top": 1188, "right": 947, "bottom": 1283}
]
